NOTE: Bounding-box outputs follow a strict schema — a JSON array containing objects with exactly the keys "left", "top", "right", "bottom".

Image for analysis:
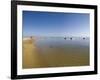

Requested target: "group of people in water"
[
  {"left": 30, "top": 36, "right": 86, "bottom": 40},
  {"left": 64, "top": 37, "right": 85, "bottom": 40}
]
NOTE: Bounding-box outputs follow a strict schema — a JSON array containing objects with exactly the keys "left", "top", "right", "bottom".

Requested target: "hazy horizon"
[{"left": 23, "top": 36, "right": 90, "bottom": 38}]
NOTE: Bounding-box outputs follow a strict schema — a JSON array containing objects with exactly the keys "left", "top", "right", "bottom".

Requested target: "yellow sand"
[{"left": 22, "top": 39, "right": 48, "bottom": 68}]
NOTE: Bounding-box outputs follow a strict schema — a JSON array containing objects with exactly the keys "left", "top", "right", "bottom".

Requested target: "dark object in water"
[
  {"left": 83, "top": 37, "right": 85, "bottom": 40},
  {"left": 70, "top": 37, "right": 72, "bottom": 40},
  {"left": 64, "top": 37, "right": 66, "bottom": 40}
]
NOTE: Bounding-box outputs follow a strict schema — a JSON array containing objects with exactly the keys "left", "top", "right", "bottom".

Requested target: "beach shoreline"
[{"left": 22, "top": 37, "right": 89, "bottom": 69}]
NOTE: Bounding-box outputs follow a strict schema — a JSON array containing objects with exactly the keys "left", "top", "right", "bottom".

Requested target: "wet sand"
[{"left": 22, "top": 38, "right": 89, "bottom": 69}]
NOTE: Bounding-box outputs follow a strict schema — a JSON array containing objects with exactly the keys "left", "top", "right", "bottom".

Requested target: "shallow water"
[
  {"left": 32, "top": 37, "right": 90, "bottom": 67},
  {"left": 22, "top": 37, "right": 90, "bottom": 69},
  {"left": 34, "top": 37, "right": 89, "bottom": 53}
]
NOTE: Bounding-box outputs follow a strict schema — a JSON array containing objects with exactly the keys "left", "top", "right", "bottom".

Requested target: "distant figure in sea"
[
  {"left": 83, "top": 37, "right": 85, "bottom": 40},
  {"left": 64, "top": 37, "right": 66, "bottom": 40},
  {"left": 30, "top": 36, "right": 32, "bottom": 39},
  {"left": 70, "top": 37, "right": 72, "bottom": 40}
]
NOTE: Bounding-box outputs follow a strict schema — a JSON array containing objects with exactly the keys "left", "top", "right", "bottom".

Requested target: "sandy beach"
[
  {"left": 22, "top": 37, "right": 89, "bottom": 69},
  {"left": 22, "top": 38, "right": 48, "bottom": 68}
]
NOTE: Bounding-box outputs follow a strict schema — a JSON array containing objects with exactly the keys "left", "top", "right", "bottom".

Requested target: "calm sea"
[{"left": 34, "top": 37, "right": 89, "bottom": 48}]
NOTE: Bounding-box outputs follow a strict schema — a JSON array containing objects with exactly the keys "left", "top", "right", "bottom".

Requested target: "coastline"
[
  {"left": 22, "top": 38, "right": 48, "bottom": 69},
  {"left": 22, "top": 37, "right": 89, "bottom": 69}
]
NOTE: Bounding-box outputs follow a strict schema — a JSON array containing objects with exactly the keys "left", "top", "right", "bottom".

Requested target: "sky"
[{"left": 23, "top": 11, "right": 90, "bottom": 37}]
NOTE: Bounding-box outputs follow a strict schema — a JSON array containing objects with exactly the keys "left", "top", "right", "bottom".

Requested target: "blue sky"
[{"left": 23, "top": 11, "right": 90, "bottom": 37}]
